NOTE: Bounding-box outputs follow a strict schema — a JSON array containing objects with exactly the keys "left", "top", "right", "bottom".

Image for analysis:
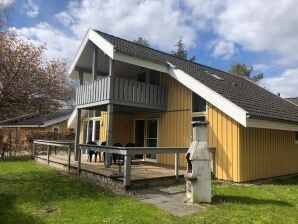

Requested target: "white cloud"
[
  {"left": 23, "top": 0, "right": 39, "bottom": 18},
  {"left": 54, "top": 0, "right": 197, "bottom": 51},
  {"left": 210, "top": 39, "right": 235, "bottom": 59},
  {"left": 253, "top": 64, "right": 271, "bottom": 72},
  {"left": 260, "top": 68, "right": 298, "bottom": 97},
  {"left": 211, "top": 0, "right": 298, "bottom": 65},
  {"left": 0, "top": 0, "right": 13, "bottom": 8},
  {"left": 10, "top": 23, "right": 80, "bottom": 60}
]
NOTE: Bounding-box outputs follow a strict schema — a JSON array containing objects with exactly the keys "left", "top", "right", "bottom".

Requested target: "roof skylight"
[{"left": 205, "top": 71, "right": 224, "bottom": 80}]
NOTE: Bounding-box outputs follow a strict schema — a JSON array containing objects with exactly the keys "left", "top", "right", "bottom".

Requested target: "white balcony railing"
[{"left": 76, "top": 76, "right": 167, "bottom": 110}]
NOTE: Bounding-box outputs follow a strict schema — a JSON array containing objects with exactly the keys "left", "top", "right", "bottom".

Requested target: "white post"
[
  {"left": 105, "top": 58, "right": 114, "bottom": 167},
  {"left": 74, "top": 109, "right": 81, "bottom": 161},
  {"left": 47, "top": 145, "right": 50, "bottom": 164},
  {"left": 124, "top": 155, "right": 132, "bottom": 187},
  {"left": 92, "top": 44, "right": 98, "bottom": 81},
  {"left": 79, "top": 70, "right": 84, "bottom": 85},
  {"left": 67, "top": 145, "right": 71, "bottom": 172},
  {"left": 105, "top": 104, "right": 113, "bottom": 167},
  {"left": 175, "top": 152, "right": 179, "bottom": 180},
  {"left": 78, "top": 145, "right": 81, "bottom": 174}
]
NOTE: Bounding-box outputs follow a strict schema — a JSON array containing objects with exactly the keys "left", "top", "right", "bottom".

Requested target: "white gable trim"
[
  {"left": 246, "top": 118, "right": 298, "bottom": 131},
  {"left": 67, "top": 108, "right": 88, "bottom": 129},
  {"left": 68, "top": 29, "right": 115, "bottom": 75},
  {"left": 167, "top": 63, "right": 248, "bottom": 127}
]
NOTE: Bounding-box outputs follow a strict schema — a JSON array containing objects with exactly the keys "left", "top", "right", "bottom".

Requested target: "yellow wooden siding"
[
  {"left": 111, "top": 113, "right": 133, "bottom": 145},
  {"left": 239, "top": 127, "right": 298, "bottom": 182},
  {"left": 157, "top": 74, "right": 191, "bottom": 167},
  {"left": 44, "top": 120, "right": 69, "bottom": 132},
  {"left": 100, "top": 112, "right": 107, "bottom": 143},
  {"left": 106, "top": 73, "right": 191, "bottom": 167},
  {"left": 207, "top": 104, "right": 240, "bottom": 182}
]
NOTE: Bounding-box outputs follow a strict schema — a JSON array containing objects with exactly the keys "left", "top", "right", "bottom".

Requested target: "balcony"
[{"left": 76, "top": 76, "right": 167, "bottom": 110}]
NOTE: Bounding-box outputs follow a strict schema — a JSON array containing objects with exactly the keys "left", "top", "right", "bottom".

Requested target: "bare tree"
[{"left": 0, "top": 31, "right": 71, "bottom": 120}]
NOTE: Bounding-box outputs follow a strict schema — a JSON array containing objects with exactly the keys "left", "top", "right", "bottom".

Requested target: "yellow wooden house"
[{"left": 68, "top": 29, "right": 298, "bottom": 182}]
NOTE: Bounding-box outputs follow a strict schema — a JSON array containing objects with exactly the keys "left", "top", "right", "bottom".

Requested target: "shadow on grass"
[
  {"left": 0, "top": 193, "right": 44, "bottom": 224},
  {"left": 212, "top": 195, "right": 294, "bottom": 207},
  {"left": 0, "top": 168, "right": 119, "bottom": 205}
]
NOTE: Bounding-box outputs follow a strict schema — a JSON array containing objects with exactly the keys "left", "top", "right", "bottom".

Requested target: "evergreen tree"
[{"left": 229, "top": 64, "right": 264, "bottom": 83}]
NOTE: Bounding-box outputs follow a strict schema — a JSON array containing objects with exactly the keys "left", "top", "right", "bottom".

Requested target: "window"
[
  {"left": 192, "top": 92, "right": 206, "bottom": 112},
  {"left": 137, "top": 72, "right": 146, "bottom": 82},
  {"left": 136, "top": 70, "right": 160, "bottom": 85},
  {"left": 149, "top": 70, "right": 160, "bottom": 85},
  {"left": 52, "top": 125, "right": 60, "bottom": 132},
  {"left": 146, "top": 119, "right": 158, "bottom": 160}
]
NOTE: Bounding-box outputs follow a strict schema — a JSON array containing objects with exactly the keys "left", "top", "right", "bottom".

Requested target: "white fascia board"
[
  {"left": 167, "top": 63, "right": 248, "bottom": 127},
  {"left": 43, "top": 115, "right": 70, "bottom": 127},
  {"left": 0, "top": 125, "right": 40, "bottom": 128},
  {"left": 67, "top": 109, "right": 77, "bottom": 129},
  {"left": 67, "top": 108, "right": 88, "bottom": 128},
  {"left": 88, "top": 29, "right": 114, "bottom": 59},
  {"left": 114, "top": 52, "right": 169, "bottom": 74},
  {"left": 68, "top": 29, "right": 115, "bottom": 76},
  {"left": 68, "top": 30, "right": 90, "bottom": 76},
  {"left": 246, "top": 118, "right": 298, "bottom": 131}
]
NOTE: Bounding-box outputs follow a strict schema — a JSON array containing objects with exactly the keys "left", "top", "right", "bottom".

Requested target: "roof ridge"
[
  {"left": 94, "top": 29, "right": 241, "bottom": 75},
  {"left": 94, "top": 30, "right": 265, "bottom": 84}
]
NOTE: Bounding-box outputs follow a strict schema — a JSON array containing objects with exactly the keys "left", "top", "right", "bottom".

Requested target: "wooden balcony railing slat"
[{"left": 76, "top": 76, "right": 166, "bottom": 108}]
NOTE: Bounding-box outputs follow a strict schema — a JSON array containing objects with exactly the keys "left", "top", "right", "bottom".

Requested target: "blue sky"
[{"left": 3, "top": 0, "right": 298, "bottom": 97}]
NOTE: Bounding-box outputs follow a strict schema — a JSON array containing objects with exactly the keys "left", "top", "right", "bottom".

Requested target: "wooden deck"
[{"left": 35, "top": 154, "right": 185, "bottom": 182}]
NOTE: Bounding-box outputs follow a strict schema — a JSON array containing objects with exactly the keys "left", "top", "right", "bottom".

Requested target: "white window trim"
[{"left": 133, "top": 118, "right": 159, "bottom": 162}]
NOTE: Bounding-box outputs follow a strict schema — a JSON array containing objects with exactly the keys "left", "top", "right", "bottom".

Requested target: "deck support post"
[
  {"left": 78, "top": 146, "right": 81, "bottom": 174},
  {"left": 175, "top": 152, "right": 179, "bottom": 180},
  {"left": 67, "top": 145, "right": 71, "bottom": 172},
  {"left": 47, "top": 145, "right": 51, "bottom": 164},
  {"left": 124, "top": 155, "right": 132, "bottom": 187},
  {"left": 74, "top": 108, "right": 81, "bottom": 161},
  {"left": 32, "top": 143, "right": 35, "bottom": 157}
]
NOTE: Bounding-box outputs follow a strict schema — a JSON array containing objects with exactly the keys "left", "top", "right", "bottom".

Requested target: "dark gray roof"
[
  {"left": 0, "top": 110, "right": 72, "bottom": 126},
  {"left": 287, "top": 97, "right": 298, "bottom": 106},
  {"left": 95, "top": 30, "right": 298, "bottom": 124}
]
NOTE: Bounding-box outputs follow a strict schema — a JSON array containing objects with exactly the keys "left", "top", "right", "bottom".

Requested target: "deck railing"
[
  {"left": 78, "top": 144, "right": 188, "bottom": 187},
  {"left": 76, "top": 76, "right": 167, "bottom": 109}
]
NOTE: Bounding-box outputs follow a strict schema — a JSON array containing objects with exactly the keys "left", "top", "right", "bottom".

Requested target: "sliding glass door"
[{"left": 134, "top": 118, "right": 158, "bottom": 162}]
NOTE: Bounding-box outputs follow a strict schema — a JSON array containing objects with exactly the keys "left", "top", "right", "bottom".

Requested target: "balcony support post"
[
  {"left": 105, "top": 104, "right": 113, "bottom": 168},
  {"left": 79, "top": 70, "right": 83, "bottom": 85},
  {"left": 105, "top": 57, "right": 114, "bottom": 168},
  {"left": 92, "top": 44, "right": 98, "bottom": 81}
]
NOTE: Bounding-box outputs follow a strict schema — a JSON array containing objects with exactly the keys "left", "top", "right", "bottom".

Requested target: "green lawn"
[{"left": 0, "top": 161, "right": 297, "bottom": 224}]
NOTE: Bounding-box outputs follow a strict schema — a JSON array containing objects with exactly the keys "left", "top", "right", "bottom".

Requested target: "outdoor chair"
[
  {"left": 100, "top": 141, "right": 106, "bottom": 162},
  {"left": 87, "top": 141, "right": 97, "bottom": 162},
  {"left": 112, "top": 143, "right": 122, "bottom": 165}
]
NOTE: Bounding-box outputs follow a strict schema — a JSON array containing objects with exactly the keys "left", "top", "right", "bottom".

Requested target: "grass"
[{"left": 0, "top": 161, "right": 297, "bottom": 224}]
